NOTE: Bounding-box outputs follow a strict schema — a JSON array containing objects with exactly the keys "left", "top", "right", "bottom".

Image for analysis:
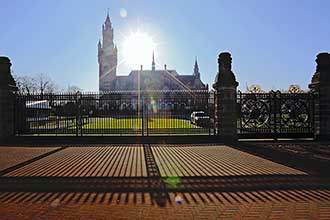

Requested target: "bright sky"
[{"left": 1, "top": 0, "right": 329, "bottom": 91}]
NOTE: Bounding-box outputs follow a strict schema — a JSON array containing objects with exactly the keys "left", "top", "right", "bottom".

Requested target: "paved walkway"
[
  {"left": 0, "top": 146, "right": 59, "bottom": 171},
  {"left": 1, "top": 191, "right": 330, "bottom": 220},
  {"left": 0, "top": 144, "right": 329, "bottom": 219},
  {"left": 152, "top": 145, "right": 305, "bottom": 176},
  {"left": 5, "top": 145, "right": 147, "bottom": 177}
]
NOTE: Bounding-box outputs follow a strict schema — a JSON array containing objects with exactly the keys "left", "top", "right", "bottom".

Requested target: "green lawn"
[
  {"left": 83, "top": 118, "right": 196, "bottom": 129},
  {"left": 148, "top": 118, "right": 195, "bottom": 128},
  {"left": 26, "top": 117, "right": 211, "bottom": 136}
]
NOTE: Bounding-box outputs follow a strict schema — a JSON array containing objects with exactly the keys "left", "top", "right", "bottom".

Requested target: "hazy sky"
[{"left": 1, "top": 0, "right": 329, "bottom": 91}]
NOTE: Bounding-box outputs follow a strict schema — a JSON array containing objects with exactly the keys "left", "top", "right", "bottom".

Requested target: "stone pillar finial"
[
  {"left": 0, "top": 56, "right": 16, "bottom": 88},
  {"left": 214, "top": 52, "right": 238, "bottom": 89},
  {"left": 310, "top": 53, "right": 330, "bottom": 87},
  {"left": 218, "top": 52, "right": 232, "bottom": 71},
  {"left": 0, "top": 56, "right": 11, "bottom": 66},
  {"left": 316, "top": 53, "right": 330, "bottom": 70}
]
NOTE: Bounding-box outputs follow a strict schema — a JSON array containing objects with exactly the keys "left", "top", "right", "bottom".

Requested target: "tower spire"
[
  {"left": 194, "top": 57, "right": 199, "bottom": 71},
  {"left": 105, "top": 9, "right": 111, "bottom": 27},
  {"left": 193, "top": 56, "right": 200, "bottom": 78},
  {"left": 106, "top": 8, "right": 110, "bottom": 20},
  {"left": 152, "top": 50, "right": 155, "bottom": 71}
]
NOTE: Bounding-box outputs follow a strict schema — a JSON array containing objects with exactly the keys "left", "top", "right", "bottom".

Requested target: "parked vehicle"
[{"left": 190, "top": 111, "right": 210, "bottom": 127}]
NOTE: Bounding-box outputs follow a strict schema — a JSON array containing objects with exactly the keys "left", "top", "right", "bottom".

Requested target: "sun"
[{"left": 122, "top": 31, "right": 156, "bottom": 69}]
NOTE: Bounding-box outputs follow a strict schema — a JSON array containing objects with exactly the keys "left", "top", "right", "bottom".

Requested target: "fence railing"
[
  {"left": 237, "top": 91, "right": 314, "bottom": 139},
  {"left": 15, "top": 90, "right": 215, "bottom": 136},
  {"left": 14, "top": 90, "right": 315, "bottom": 139}
]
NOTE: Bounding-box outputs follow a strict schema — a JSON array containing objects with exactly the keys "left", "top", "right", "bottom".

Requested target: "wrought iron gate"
[
  {"left": 15, "top": 90, "right": 215, "bottom": 136},
  {"left": 237, "top": 91, "right": 314, "bottom": 139}
]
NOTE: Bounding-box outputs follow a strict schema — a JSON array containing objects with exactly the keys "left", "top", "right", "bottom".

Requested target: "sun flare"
[{"left": 122, "top": 31, "right": 156, "bottom": 69}]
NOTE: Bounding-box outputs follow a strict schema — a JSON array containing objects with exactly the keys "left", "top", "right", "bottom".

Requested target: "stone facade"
[
  {"left": 98, "top": 14, "right": 207, "bottom": 92},
  {"left": 213, "top": 52, "right": 239, "bottom": 142},
  {"left": 309, "top": 52, "right": 330, "bottom": 140},
  {"left": 0, "top": 57, "right": 17, "bottom": 140}
]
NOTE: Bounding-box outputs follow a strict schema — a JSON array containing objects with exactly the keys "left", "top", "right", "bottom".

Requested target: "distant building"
[
  {"left": 26, "top": 100, "right": 51, "bottom": 119},
  {"left": 98, "top": 13, "right": 208, "bottom": 92}
]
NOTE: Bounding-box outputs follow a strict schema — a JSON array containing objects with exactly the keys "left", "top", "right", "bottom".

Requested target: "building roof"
[{"left": 114, "top": 69, "right": 206, "bottom": 91}]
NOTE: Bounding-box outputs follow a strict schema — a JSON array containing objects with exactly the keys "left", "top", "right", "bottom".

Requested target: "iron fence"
[
  {"left": 237, "top": 91, "right": 314, "bottom": 139},
  {"left": 15, "top": 90, "right": 215, "bottom": 136},
  {"left": 14, "top": 89, "right": 315, "bottom": 139}
]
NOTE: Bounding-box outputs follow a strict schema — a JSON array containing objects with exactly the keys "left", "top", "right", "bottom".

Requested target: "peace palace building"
[{"left": 98, "top": 13, "right": 208, "bottom": 92}]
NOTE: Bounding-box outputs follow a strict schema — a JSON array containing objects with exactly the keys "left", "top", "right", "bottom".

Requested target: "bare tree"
[
  {"left": 14, "top": 75, "right": 37, "bottom": 95},
  {"left": 35, "top": 73, "right": 58, "bottom": 95},
  {"left": 14, "top": 73, "right": 58, "bottom": 95},
  {"left": 67, "top": 85, "right": 83, "bottom": 93}
]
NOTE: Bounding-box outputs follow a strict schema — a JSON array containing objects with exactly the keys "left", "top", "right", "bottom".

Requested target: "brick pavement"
[
  {"left": 0, "top": 147, "right": 59, "bottom": 171},
  {"left": 5, "top": 145, "right": 147, "bottom": 177},
  {"left": 0, "top": 144, "right": 329, "bottom": 219},
  {"left": 1, "top": 191, "right": 330, "bottom": 219},
  {"left": 5, "top": 145, "right": 305, "bottom": 177},
  {"left": 152, "top": 145, "right": 305, "bottom": 176}
]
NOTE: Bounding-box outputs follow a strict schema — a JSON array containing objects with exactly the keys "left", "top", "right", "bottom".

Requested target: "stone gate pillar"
[
  {"left": 0, "top": 57, "right": 17, "bottom": 140},
  {"left": 213, "top": 52, "right": 239, "bottom": 142},
  {"left": 309, "top": 52, "right": 330, "bottom": 140}
]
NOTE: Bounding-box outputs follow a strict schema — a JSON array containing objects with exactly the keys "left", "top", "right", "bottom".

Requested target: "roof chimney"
[
  {"left": 164, "top": 64, "right": 167, "bottom": 70},
  {"left": 140, "top": 65, "right": 143, "bottom": 71}
]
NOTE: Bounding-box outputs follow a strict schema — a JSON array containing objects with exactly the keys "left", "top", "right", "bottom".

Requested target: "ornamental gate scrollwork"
[{"left": 238, "top": 91, "right": 314, "bottom": 138}]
